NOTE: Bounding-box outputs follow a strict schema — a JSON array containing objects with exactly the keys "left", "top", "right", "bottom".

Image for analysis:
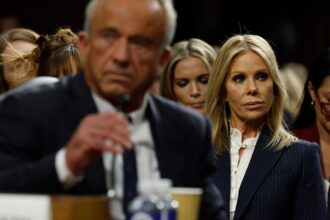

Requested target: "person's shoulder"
[
  {"left": 294, "top": 138, "right": 319, "bottom": 147},
  {"left": 290, "top": 138, "right": 320, "bottom": 154},
  {"left": 1, "top": 74, "right": 81, "bottom": 101},
  {"left": 0, "top": 75, "right": 79, "bottom": 114},
  {"left": 280, "top": 139, "right": 321, "bottom": 166},
  {"left": 0, "top": 77, "right": 59, "bottom": 101}
]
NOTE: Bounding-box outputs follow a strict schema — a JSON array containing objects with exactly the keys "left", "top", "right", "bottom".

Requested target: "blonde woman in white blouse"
[{"left": 206, "top": 34, "right": 326, "bottom": 220}]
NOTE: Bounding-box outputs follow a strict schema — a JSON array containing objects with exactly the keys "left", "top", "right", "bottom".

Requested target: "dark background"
[{"left": 1, "top": 0, "right": 330, "bottom": 68}]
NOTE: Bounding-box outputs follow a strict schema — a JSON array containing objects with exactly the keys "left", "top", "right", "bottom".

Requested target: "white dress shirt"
[
  {"left": 229, "top": 126, "right": 261, "bottom": 220},
  {"left": 55, "top": 92, "right": 160, "bottom": 220}
]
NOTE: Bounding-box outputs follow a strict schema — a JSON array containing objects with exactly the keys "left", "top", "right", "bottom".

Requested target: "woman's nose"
[
  {"left": 190, "top": 82, "right": 201, "bottom": 97},
  {"left": 247, "top": 79, "right": 257, "bottom": 95}
]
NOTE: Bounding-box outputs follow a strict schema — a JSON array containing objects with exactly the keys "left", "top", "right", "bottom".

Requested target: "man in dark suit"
[{"left": 0, "top": 0, "right": 226, "bottom": 219}]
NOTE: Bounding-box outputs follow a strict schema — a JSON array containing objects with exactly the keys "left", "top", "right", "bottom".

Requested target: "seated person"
[
  {"left": 0, "top": 28, "right": 39, "bottom": 92},
  {"left": 0, "top": 0, "right": 226, "bottom": 219},
  {"left": 159, "top": 38, "right": 216, "bottom": 114}
]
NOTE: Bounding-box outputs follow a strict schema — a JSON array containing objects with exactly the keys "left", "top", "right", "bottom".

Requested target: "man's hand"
[{"left": 65, "top": 112, "right": 132, "bottom": 174}]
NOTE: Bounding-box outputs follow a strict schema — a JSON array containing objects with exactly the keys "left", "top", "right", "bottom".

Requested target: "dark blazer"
[
  {"left": 214, "top": 126, "right": 326, "bottom": 220},
  {"left": 0, "top": 73, "right": 226, "bottom": 219}
]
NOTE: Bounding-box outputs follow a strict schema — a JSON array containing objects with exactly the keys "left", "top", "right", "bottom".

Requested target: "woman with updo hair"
[{"left": 23, "top": 28, "right": 82, "bottom": 79}]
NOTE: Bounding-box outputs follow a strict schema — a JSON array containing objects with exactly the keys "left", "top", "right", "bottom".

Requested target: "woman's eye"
[
  {"left": 176, "top": 79, "right": 188, "bottom": 87},
  {"left": 256, "top": 72, "right": 269, "bottom": 81},
  {"left": 198, "top": 75, "right": 209, "bottom": 84},
  {"left": 232, "top": 74, "right": 245, "bottom": 83}
]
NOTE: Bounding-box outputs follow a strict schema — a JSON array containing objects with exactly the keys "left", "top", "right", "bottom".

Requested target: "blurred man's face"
[{"left": 78, "top": 0, "right": 170, "bottom": 111}]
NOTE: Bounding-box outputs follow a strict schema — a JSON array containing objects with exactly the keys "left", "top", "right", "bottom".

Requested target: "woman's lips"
[
  {"left": 243, "top": 101, "right": 263, "bottom": 110},
  {"left": 190, "top": 102, "right": 205, "bottom": 109}
]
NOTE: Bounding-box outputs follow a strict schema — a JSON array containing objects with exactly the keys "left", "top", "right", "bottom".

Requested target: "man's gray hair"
[{"left": 83, "top": 0, "right": 177, "bottom": 49}]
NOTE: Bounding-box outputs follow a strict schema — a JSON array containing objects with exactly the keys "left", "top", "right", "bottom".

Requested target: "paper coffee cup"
[{"left": 170, "top": 187, "right": 202, "bottom": 220}]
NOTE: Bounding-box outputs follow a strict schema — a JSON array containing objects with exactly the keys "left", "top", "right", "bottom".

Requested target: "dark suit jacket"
[
  {"left": 214, "top": 126, "right": 326, "bottom": 220},
  {"left": 0, "top": 73, "right": 226, "bottom": 219},
  {"left": 293, "top": 124, "right": 330, "bottom": 219}
]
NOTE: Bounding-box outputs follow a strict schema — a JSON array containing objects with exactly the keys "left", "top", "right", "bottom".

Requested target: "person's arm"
[
  {"left": 0, "top": 152, "right": 62, "bottom": 193},
  {"left": 293, "top": 142, "right": 326, "bottom": 219},
  {"left": 197, "top": 117, "right": 227, "bottom": 220},
  {"left": 199, "top": 175, "right": 227, "bottom": 220},
  {"left": 0, "top": 108, "right": 132, "bottom": 193},
  {"left": 0, "top": 95, "right": 63, "bottom": 193},
  {"left": 64, "top": 112, "right": 132, "bottom": 174},
  {"left": 55, "top": 148, "right": 83, "bottom": 188},
  {"left": 0, "top": 90, "right": 132, "bottom": 193}
]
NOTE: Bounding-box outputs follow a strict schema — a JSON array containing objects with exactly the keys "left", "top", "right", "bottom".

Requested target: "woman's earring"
[{"left": 311, "top": 100, "right": 315, "bottom": 106}]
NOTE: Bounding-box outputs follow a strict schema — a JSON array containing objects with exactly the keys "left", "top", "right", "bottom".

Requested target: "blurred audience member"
[
  {"left": 292, "top": 47, "right": 330, "bottom": 203},
  {"left": 0, "top": 28, "right": 81, "bottom": 94},
  {"left": 0, "top": 28, "right": 39, "bottom": 93},
  {"left": 21, "top": 28, "right": 81, "bottom": 78},
  {"left": 159, "top": 38, "right": 216, "bottom": 114},
  {"left": 280, "top": 62, "right": 308, "bottom": 126}
]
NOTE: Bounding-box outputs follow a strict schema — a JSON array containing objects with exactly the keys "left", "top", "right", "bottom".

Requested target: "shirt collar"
[
  {"left": 128, "top": 94, "right": 148, "bottom": 125},
  {"left": 230, "top": 122, "right": 264, "bottom": 149}
]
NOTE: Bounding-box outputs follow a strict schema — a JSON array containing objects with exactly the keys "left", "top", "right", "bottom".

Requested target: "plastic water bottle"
[
  {"left": 155, "top": 179, "right": 178, "bottom": 220},
  {"left": 128, "top": 179, "right": 161, "bottom": 220},
  {"left": 127, "top": 179, "right": 178, "bottom": 220}
]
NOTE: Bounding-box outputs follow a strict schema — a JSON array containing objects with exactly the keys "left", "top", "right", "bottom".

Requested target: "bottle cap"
[{"left": 137, "top": 179, "right": 173, "bottom": 195}]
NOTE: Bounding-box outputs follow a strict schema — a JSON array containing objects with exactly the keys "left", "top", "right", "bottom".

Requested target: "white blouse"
[{"left": 229, "top": 126, "right": 262, "bottom": 220}]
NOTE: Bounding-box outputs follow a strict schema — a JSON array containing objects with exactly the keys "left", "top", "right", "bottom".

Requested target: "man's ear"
[
  {"left": 159, "top": 46, "right": 171, "bottom": 66},
  {"left": 77, "top": 31, "right": 89, "bottom": 57}
]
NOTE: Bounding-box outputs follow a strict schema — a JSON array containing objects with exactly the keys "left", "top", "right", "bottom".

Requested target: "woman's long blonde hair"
[{"left": 206, "top": 34, "right": 296, "bottom": 154}]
